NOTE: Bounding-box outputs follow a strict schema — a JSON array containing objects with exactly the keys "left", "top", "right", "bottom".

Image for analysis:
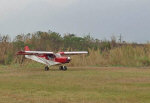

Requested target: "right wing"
[{"left": 59, "top": 51, "right": 88, "bottom": 55}]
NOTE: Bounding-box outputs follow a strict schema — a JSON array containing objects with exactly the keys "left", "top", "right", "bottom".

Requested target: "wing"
[
  {"left": 17, "top": 51, "right": 54, "bottom": 55},
  {"left": 59, "top": 51, "right": 88, "bottom": 55}
]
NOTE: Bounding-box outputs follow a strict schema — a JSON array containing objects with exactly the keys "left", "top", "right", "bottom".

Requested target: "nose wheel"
[
  {"left": 59, "top": 66, "right": 67, "bottom": 71},
  {"left": 45, "top": 66, "right": 49, "bottom": 71}
]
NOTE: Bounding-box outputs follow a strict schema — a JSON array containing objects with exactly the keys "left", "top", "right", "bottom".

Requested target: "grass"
[
  {"left": 68, "top": 45, "right": 150, "bottom": 67},
  {"left": 0, "top": 67, "right": 150, "bottom": 103},
  {"left": 2, "top": 44, "right": 150, "bottom": 67}
]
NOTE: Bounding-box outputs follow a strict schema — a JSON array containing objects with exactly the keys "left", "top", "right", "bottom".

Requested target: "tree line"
[{"left": 0, "top": 31, "right": 141, "bottom": 65}]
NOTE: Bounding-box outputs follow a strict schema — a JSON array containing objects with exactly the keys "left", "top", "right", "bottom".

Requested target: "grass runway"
[{"left": 0, "top": 67, "right": 150, "bottom": 103}]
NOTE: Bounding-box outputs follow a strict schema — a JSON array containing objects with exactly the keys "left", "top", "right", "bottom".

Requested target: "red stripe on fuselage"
[
  {"left": 55, "top": 57, "right": 69, "bottom": 64},
  {"left": 38, "top": 54, "right": 47, "bottom": 59},
  {"left": 59, "top": 52, "right": 65, "bottom": 55},
  {"left": 38, "top": 55, "right": 70, "bottom": 64}
]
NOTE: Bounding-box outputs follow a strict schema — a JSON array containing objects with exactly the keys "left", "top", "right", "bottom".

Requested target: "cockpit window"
[{"left": 47, "top": 54, "right": 55, "bottom": 60}]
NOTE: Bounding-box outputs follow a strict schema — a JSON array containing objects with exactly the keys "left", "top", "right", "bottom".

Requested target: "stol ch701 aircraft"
[{"left": 17, "top": 46, "right": 88, "bottom": 71}]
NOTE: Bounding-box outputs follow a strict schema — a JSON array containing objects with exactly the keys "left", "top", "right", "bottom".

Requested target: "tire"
[
  {"left": 59, "top": 66, "right": 67, "bottom": 71},
  {"left": 45, "top": 66, "right": 49, "bottom": 71},
  {"left": 59, "top": 66, "right": 64, "bottom": 70},
  {"left": 63, "top": 66, "right": 67, "bottom": 71}
]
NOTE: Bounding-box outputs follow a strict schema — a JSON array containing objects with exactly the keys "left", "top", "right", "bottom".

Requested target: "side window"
[{"left": 47, "top": 54, "right": 55, "bottom": 60}]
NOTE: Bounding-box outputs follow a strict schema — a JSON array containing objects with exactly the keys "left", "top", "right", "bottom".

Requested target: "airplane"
[{"left": 17, "top": 46, "right": 88, "bottom": 71}]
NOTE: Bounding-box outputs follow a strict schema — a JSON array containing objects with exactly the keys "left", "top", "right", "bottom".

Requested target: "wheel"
[
  {"left": 45, "top": 66, "right": 49, "bottom": 71},
  {"left": 63, "top": 66, "right": 67, "bottom": 71},
  {"left": 59, "top": 66, "right": 67, "bottom": 71},
  {"left": 59, "top": 66, "right": 63, "bottom": 70}
]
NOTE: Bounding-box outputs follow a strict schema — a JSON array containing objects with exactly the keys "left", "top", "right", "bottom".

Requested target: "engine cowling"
[{"left": 55, "top": 57, "right": 71, "bottom": 63}]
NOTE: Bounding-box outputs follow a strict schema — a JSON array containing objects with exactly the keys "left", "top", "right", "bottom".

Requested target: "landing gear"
[
  {"left": 45, "top": 66, "right": 49, "bottom": 71},
  {"left": 59, "top": 66, "right": 67, "bottom": 71}
]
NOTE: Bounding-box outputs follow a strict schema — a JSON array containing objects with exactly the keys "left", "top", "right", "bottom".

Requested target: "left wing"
[{"left": 17, "top": 51, "right": 54, "bottom": 55}]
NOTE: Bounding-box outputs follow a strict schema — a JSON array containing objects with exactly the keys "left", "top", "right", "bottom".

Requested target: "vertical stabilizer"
[{"left": 24, "top": 46, "right": 30, "bottom": 51}]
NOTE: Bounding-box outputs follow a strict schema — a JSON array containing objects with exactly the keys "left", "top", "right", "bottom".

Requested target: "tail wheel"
[{"left": 45, "top": 66, "right": 49, "bottom": 71}]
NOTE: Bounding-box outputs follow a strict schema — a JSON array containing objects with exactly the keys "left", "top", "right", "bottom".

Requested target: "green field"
[{"left": 0, "top": 67, "right": 150, "bottom": 103}]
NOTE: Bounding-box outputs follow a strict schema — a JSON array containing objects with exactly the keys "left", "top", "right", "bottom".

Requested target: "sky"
[{"left": 0, "top": 0, "right": 150, "bottom": 43}]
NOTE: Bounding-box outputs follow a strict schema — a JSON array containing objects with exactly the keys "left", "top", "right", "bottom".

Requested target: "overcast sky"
[{"left": 0, "top": 0, "right": 150, "bottom": 43}]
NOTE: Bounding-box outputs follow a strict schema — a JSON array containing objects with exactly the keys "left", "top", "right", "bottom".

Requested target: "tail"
[{"left": 24, "top": 46, "right": 30, "bottom": 51}]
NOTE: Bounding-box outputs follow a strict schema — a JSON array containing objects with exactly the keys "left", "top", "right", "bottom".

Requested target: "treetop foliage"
[{"left": 11, "top": 31, "right": 111, "bottom": 51}]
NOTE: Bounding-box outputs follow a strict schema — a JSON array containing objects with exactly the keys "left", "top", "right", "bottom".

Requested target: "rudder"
[{"left": 24, "top": 46, "right": 30, "bottom": 51}]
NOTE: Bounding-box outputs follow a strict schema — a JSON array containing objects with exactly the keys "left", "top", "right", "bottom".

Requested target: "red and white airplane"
[{"left": 17, "top": 46, "right": 88, "bottom": 71}]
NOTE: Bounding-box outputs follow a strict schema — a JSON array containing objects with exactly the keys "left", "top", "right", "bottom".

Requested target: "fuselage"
[{"left": 25, "top": 54, "right": 71, "bottom": 66}]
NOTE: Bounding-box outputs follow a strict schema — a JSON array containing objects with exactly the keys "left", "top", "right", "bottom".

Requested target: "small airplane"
[{"left": 17, "top": 46, "right": 88, "bottom": 71}]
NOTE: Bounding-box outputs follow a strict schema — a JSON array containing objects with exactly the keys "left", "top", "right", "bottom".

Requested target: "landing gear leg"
[
  {"left": 45, "top": 66, "right": 49, "bottom": 71},
  {"left": 59, "top": 66, "right": 67, "bottom": 71}
]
